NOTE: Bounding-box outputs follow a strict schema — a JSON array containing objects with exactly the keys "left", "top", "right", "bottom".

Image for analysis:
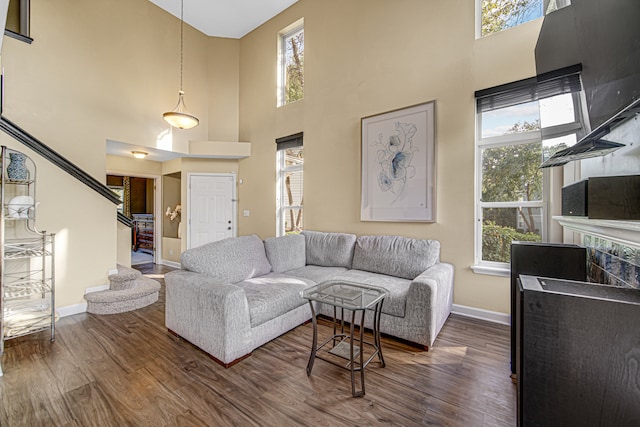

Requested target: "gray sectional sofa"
[{"left": 164, "top": 230, "right": 454, "bottom": 367}]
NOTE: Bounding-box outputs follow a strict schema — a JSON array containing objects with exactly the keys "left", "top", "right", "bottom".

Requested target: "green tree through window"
[
  {"left": 481, "top": 120, "right": 543, "bottom": 262},
  {"left": 284, "top": 29, "right": 304, "bottom": 103},
  {"left": 476, "top": 74, "right": 586, "bottom": 266},
  {"left": 481, "top": 0, "right": 543, "bottom": 36}
]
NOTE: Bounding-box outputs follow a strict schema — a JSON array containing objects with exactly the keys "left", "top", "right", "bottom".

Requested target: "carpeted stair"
[{"left": 84, "top": 264, "right": 160, "bottom": 314}]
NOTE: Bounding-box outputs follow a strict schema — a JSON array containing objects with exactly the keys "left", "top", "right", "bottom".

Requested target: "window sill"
[
  {"left": 4, "top": 29, "right": 33, "bottom": 44},
  {"left": 470, "top": 264, "right": 510, "bottom": 277}
]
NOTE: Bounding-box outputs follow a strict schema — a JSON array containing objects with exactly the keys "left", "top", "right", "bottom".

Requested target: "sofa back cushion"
[
  {"left": 301, "top": 230, "right": 356, "bottom": 268},
  {"left": 264, "top": 234, "right": 306, "bottom": 273},
  {"left": 180, "top": 234, "right": 272, "bottom": 283},
  {"left": 352, "top": 235, "right": 440, "bottom": 279}
]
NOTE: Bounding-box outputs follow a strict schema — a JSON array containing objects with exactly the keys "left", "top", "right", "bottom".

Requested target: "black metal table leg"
[
  {"left": 306, "top": 301, "right": 318, "bottom": 376},
  {"left": 374, "top": 300, "right": 385, "bottom": 367},
  {"left": 301, "top": 281, "right": 388, "bottom": 398}
]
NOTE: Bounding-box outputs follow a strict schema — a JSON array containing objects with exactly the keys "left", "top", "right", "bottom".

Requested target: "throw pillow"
[{"left": 264, "top": 234, "right": 306, "bottom": 273}]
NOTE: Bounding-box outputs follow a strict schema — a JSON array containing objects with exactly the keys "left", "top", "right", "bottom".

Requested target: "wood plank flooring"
[{"left": 0, "top": 263, "right": 516, "bottom": 426}]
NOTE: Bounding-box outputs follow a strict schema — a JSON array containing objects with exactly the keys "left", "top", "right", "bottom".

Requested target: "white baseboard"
[
  {"left": 54, "top": 284, "right": 111, "bottom": 318},
  {"left": 57, "top": 302, "right": 87, "bottom": 318},
  {"left": 452, "top": 304, "right": 510, "bottom": 325},
  {"left": 160, "top": 259, "right": 181, "bottom": 269},
  {"left": 85, "top": 284, "right": 110, "bottom": 294}
]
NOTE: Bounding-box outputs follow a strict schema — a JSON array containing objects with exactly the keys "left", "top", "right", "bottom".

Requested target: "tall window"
[
  {"left": 475, "top": 67, "right": 586, "bottom": 268},
  {"left": 5, "top": 0, "right": 31, "bottom": 42},
  {"left": 478, "top": 0, "right": 571, "bottom": 37},
  {"left": 479, "top": 0, "right": 543, "bottom": 37},
  {"left": 276, "top": 133, "right": 303, "bottom": 236},
  {"left": 278, "top": 19, "right": 304, "bottom": 106}
]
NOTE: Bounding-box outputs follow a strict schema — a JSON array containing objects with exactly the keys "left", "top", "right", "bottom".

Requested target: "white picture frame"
[{"left": 361, "top": 100, "right": 436, "bottom": 222}]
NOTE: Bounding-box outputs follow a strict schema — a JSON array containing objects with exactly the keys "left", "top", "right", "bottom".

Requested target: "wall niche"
[{"left": 163, "top": 172, "right": 181, "bottom": 239}]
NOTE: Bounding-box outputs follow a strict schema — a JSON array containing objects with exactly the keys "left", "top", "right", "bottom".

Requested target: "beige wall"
[
  {"left": 0, "top": 134, "right": 117, "bottom": 309},
  {"left": 162, "top": 237, "right": 181, "bottom": 263},
  {"left": 207, "top": 38, "right": 240, "bottom": 141},
  {"left": 0, "top": 0, "right": 544, "bottom": 315},
  {"left": 0, "top": 0, "right": 241, "bottom": 310},
  {"left": 117, "top": 222, "right": 132, "bottom": 267},
  {"left": 237, "top": 0, "right": 543, "bottom": 315}
]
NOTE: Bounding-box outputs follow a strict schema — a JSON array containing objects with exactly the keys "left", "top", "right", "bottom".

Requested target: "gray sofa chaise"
[{"left": 164, "top": 230, "right": 454, "bottom": 367}]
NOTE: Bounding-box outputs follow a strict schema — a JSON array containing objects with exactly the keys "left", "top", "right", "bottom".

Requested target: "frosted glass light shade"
[{"left": 163, "top": 91, "right": 199, "bottom": 129}]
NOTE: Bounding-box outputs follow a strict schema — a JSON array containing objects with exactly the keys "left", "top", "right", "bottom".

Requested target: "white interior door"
[{"left": 188, "top": 174, "right": 236, "bottom": 249}]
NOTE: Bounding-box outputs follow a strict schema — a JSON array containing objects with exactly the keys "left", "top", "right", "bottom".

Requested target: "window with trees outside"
[
  {"left": 479, "top": 0, "right": 543, "bottom": 37},
  {"left": 278, "top": 20, "right": 304, "bottom": 106},
  {"left": 478, "top": 0, "right": 571, "bottom": 38},
  {"left": 475, "top": 68, "right": 586, "bottom": 268},
  {"left": 476, "top": 0, "right": 571, "bottom": 37},
  {"left": 276, "top": 133, "right": 303, "bottom": 236}
]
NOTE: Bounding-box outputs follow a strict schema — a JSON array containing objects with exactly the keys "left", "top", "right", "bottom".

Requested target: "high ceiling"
[{"left": 148, "top": 0, "right": 299, "bottom": 38}]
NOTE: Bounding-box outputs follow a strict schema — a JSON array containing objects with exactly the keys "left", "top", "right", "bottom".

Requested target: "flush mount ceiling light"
[
  {"left": 132, "top": 151, "right": 148, "bottom": 159},
  {"left": 163, "top": 0, "right": 199, "bottom": 130}
]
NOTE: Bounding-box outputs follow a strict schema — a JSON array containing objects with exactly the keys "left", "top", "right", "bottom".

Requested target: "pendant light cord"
[
  {"left": 163, "top": 0, "right": 198, "bottom": 129},
  {"left": 180, "top": 0, "right": 184, "bottom": 92}
]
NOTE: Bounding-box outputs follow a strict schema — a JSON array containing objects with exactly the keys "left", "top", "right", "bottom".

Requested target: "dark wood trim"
[
  {"left": 0, "top": 116, "right": 121, "bottom": 205},
  {"left": 117, "top": 212, "right": 133, "bottom": 228},
  {"left": 474, "top": 63, "right": 582, "bottom": 98},
  {"left": 167, "top": 328, "right": 252, "bottom": 368},
  {"left": 3, "top": 29, "right": 33, "bottom": 44},
  {"left": 275, "top": 131, "right": 303, "bottom": 150}
]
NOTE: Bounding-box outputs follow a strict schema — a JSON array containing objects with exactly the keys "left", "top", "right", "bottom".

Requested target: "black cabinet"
[
  {"left": 562, "top": 175, "right": 640, "bottom": 219},
  {"left": 518, "top": 275, "right": 640, "bottom": 427},
  {"left": 510, "top": 242, "right": 587, "bottom": 376}
]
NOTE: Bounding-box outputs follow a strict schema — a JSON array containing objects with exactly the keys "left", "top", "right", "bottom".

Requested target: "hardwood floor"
[{"left": 0, "top": 263, "right": 516, "bottom": 426}]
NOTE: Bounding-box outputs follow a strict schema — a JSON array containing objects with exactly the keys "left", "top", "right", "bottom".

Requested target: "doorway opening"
[{"left": 107, "top": 175, "right": 157, "bottom": 265}]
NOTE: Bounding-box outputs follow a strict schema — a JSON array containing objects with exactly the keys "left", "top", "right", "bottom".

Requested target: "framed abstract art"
[{"left": 361, "top": 100, "right": 436, "bottom": 222}]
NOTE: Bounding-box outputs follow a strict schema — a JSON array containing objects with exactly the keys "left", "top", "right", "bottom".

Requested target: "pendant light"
[{"left": 163, "top": 0, "right": 199, "bottom": 129}]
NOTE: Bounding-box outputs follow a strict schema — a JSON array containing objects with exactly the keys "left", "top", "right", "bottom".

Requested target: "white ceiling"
[{"left": 148, "top": 0, "right": 299, "bottom": 38}]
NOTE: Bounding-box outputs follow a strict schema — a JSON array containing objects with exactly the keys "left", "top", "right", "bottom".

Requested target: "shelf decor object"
[
  {"left": 6, "top": 151, "right": 28, "bottom": 180},
  {"left": 0, "top": 146, "right": 56, "bottom": 363}
]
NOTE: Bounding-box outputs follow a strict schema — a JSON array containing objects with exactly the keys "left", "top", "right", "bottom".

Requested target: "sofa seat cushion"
[
  {"left": 352, "top": 235, "right": 440, "bottom": 280},
  {"left": 284, "top": 265, "right": 348, "bottom": 284},
  {"left": 301, "top": 231, "right": 356, "bottom": 268},
  {"left": 235, "top": 273, "right": 313, "bottom": 328},
  {"left": 180, "top": 235, "right": 272, "bottom": 283},
  {"left": 327, "top": 269, "right": 411, "bottom": 318}
]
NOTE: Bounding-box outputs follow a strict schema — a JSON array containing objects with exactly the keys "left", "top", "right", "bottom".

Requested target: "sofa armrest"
[
  {"left": 164, "top": 270, "right": 252, "bottom": 364},
  {"left": 406, "top": 262, "right": 455, "bottom": 347}
]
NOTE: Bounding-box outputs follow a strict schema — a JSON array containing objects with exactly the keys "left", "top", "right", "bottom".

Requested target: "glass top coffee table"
[{"left": 301, "top": 280, "right": 388, "bottom": 397}]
